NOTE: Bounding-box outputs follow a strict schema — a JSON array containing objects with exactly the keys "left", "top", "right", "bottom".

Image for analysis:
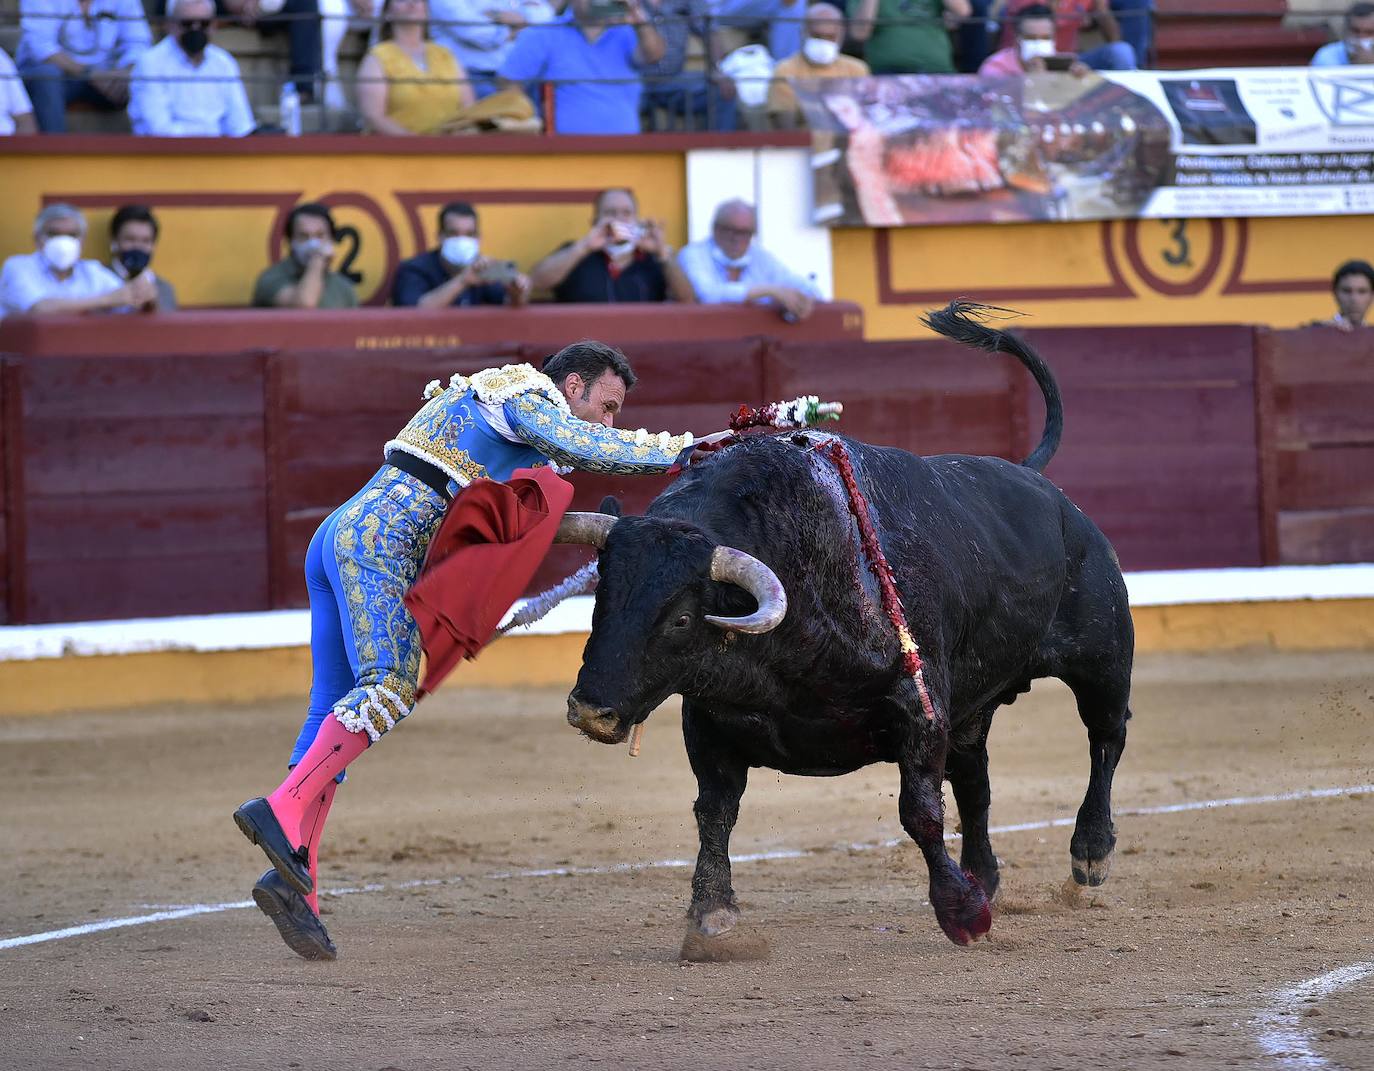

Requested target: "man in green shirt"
[
  {"left": 848, "top": 0, "right": 970, "bottom": 73},
  {"left": 252, "top": 202, "right": 359, "bottom": 310}
]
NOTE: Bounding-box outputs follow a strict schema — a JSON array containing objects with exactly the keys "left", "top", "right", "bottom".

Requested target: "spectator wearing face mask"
[
  {"left": 980, "top": 3, "right": 1092, "bottom": 76},
  {"left": 767, "top": 3, "right": 868, "bottom": 129},
  {"left": 529, "top": 187, "right": 697, "bottom": 304},
  {"left": 252, "top": 203, "right": 359, "bottom": 310},
  {"left": 992, "top": 0, "right": 1135, "bottom": 72},
  {"left": 16, "top": 0, "right": 152, "bottom": 133},
  {"left": 391, "top": 201, "right": 531, "bottom": 307},
  {"left": 128, "top": 0, "right": 256, "bottom": 135},
  {"left": 1313, "top": 3, "right": 1374, "bottom": 66},
  {"left": 109, "top": 204, "right": 177, "bottom": 311},
  {"left": 677, "top": 198, "right": 818, "bottom": 321},
  {"left": 1, "top": 203, "right": 158, "bottom": 320}
]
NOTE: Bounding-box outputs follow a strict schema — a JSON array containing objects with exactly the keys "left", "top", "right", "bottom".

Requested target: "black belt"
[{"left": 385, "top": 450, "right": 452, "bottom": 501}]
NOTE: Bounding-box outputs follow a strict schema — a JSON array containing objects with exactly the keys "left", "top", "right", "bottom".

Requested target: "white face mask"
[
  {"left": 802, "top": 36, "right": 840, "bottom": 66},
  {"left": 441, "top": 234, "right": 480, "bottom": 267},
  {"left": 710, "top": 240, "right": 751, "bottom": 271},
  {"left": 292, "top": 238, "right": 330, "bottom": 265},
  {"left": 1020, "top": 38, "right": 1056, "bottom": 62},
  {"left": 604, "top": 221, "right": 641, "bottom": 258},
  {"left": 42, "top": 234, "right": 82, "bottom": 272}
]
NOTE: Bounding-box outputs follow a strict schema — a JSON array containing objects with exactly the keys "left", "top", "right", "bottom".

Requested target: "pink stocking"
[
  {"left": 265, "top": 716, "right": 367, "bottom": 851},
  {"left": 300, "top": 779, "right": 338, "bottom": 915}
]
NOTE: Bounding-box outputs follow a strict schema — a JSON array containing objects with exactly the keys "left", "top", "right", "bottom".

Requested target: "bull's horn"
[
  {"left": 553, "top": 512, "right": 617, "bottom": 549},
  {"left": 705, "top": 547, "right": 787, "bottom": 634}
]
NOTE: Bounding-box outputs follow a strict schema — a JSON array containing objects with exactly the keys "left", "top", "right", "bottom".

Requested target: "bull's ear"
[{"left": 598, "top": 495, "right": 623, "bottom": 518}]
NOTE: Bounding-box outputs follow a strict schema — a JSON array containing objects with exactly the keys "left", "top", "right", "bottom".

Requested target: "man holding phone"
[
  {"left": 983, "top": 1, "right": 1135, "bottom": 75},
  {"left": 391, "top": 201, "right": 532, "bottom": 308}
]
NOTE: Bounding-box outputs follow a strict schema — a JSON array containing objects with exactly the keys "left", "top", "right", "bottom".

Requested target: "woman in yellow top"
[{"left": 356, "top": 0, "right": 476, "bottom": 135}]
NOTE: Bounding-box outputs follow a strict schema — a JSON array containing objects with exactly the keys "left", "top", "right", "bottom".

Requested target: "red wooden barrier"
[
  {"left": 1256, "top": 327, "right": 1374, "bottom": 565},
  {"left": 3, "top": 309, "right": 1370, "bottom": 626}
]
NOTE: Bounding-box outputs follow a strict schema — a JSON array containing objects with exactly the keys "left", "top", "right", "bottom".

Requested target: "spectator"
[
  {"left": 321, "top": 0, "right": 381, "bottom": 111},
  {"left": 956, "top": 0, "right": 996, "bottom": 73},
  {"left": 429, "top": 0, "right": 555, "bottom": 99},
  {"left": 641, "top": 0, "right": 736, "bottom": 131},
  {"left": 529, "top": 187, "right": 696, "bottom": 303},
  {"left": 980, "top": 3, "right": 1091, "bottom": 75},
  {"left": 109, "top": 204, "right": 178, "bottom": 311},
  {"left": 357, "top": 0, "right": 475, "bottom": 135},
  {"left": 847, "top": 0, "right": 969, "bottom": 75},
  {"left": 252, "top": 202, "right": 360, "bottom": 309},
  {"left": 16, "top": 0, "right": 151, "bottom": 133},
  {"left": 391, "top": 201, "right": 532, "bottom": 307},
  {"left": 128, "top": 0, "right": 256, "bottom": 135},
  {"left": 768, "top": 3, "right": 868, "bottom": 128},
  {"left": 1319, "top": 259, "right": 1374, "bottom": 331},
  {"left": 497, "top": 0, "right": 665, "bottom": 135},
  {"left": 1312, "top": 3, "right": 1374, "bottom": 66},
  {"left": 217, "top": 0, "right": 325, "bottom": 102},
  {"left": 677, "top": 198, "right": 818, "bottom": 321},
  {"left": 1, "top": 203, "right": 157, "bottom": 320},
  {"left": 995, "top": 0, "right": 1135, "bottom": 71},
  {"left": 1, "top": 48, "right": 38, "bottom": 134},
  {"left": 1110, "top": 0, "right": 1151, "bottom": 67},
  {"left": 711, "top": 0, "right": 807, "bottom": 61}
]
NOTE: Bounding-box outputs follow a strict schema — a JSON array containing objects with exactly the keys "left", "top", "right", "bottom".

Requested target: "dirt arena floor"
[{"left": 2, "top": 648, "right": 1372, "bottom": 1071}]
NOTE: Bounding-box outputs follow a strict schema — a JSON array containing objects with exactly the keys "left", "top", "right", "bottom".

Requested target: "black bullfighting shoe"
[
  {"left": 252, "top": 869, "right": 338, "bottom": 961},
  {"left": 233, "top": 797, "right": 313, "bottom": 896}
]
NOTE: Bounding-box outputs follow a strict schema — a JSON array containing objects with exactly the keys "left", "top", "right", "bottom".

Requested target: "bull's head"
[{"left": 554, "top": 507, "right": 787, "bottom": 745}]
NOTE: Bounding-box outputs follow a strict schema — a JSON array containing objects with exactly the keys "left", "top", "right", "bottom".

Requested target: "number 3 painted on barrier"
[{"left": 1161, "top": 219, "right": 1191, "bottom": 268}]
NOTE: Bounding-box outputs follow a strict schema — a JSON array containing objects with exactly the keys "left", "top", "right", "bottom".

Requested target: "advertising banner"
[{"left": 798, "top": 67, "right": 1374, "bottom": 227}]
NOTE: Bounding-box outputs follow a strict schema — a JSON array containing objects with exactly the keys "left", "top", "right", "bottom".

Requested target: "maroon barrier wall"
[
  {"left": 1256, "top": 327, "right": 1374, "bottom": 565},
  {"left": 3, "top": 310, "right": 1372, "bottom": 625}
]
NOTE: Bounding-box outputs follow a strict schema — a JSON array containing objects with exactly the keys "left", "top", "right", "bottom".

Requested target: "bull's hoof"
[
  {"left": 1071, "top": 851, "right": 1113, "bottom": 887},
  {"left": 931, "top": 870, "right": 994, "bottom": 946},
  {"left": 679, "top": 921, "right": 771, "bottom": 963},
  {"left": 691, "top": 905, "right": 739, "bottom": 937}
]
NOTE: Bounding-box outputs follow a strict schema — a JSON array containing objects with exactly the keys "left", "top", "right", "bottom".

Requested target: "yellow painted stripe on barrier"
[{"left": 2, "top": 600, "right": 1371, "bottom": 718}]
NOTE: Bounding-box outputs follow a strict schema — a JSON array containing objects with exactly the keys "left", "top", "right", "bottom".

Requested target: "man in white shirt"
[
  {"left": 16, "top": 0, "right": 151, "bottom": 132},
  {"left": 676, "top": 198, "right": 819, "bottom": 321},
  {"left": 0, "top": 48, "right": 38, "bottom": 134},
  {"left": 0, "top": 204, "right": 157, "bottom": 320},
  {"left": 128, "top": 0, "right": 256, "bottom": 136}
]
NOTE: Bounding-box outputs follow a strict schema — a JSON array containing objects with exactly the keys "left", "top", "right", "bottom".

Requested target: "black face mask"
[
  {"left": 179, "top": 27, "right": 208, "bottom": 56},
  {"left": 117, "top": 248, "right": 151, "bottom": 276}
]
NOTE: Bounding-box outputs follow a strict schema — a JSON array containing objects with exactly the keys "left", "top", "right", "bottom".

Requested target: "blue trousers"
[
  {"left": 1080, "top": 40, "right": 1137, "bottom": 71},
  {"left": 19, "top": 64, "right": 116, "bottom": 133},
  {"left": 289, "top": 466, "right": 447, "bottom": 766},
  {"left": 711, "top": 0, "right": 806, "bottom": 60},
  {"left": 1110, "top": 0, "right": 1153, "bottom": 68}
]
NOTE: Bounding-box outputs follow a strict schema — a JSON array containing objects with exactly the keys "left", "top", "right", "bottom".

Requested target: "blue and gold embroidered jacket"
[{"left": 384, "top": 363, "right": 693, "bottom": 489}]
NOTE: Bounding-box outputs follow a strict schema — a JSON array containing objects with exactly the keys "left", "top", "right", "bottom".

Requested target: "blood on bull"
[{"left": 556, "top": 301, "right": 1134, "bottom": 949}]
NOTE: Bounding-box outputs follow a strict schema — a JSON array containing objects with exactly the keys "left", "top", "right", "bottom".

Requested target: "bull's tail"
[{"left": 920, "top": 300, "right": 1063, "bottom": 472}]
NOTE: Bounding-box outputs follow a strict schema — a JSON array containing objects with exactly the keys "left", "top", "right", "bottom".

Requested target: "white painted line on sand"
[
  {"left": 2, "top": 782, "right": 1369, "bottom": 953},
  {"left": 1254, "top": 961, "right": 1374, "bottom": 1070}
]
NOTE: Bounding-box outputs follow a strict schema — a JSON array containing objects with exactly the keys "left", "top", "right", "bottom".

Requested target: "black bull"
[{"left": 557, "top": 302, "right": 1133, "bottom": 946}]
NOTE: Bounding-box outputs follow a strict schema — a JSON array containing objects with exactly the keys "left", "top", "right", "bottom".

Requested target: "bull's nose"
[{"left": 566, "top": 693, "right": 626, "bottom": 745}]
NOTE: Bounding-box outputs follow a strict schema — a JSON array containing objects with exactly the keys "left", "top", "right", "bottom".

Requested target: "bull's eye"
[{"left": 672, "top": 613, "right": 691, "bottom": 630}]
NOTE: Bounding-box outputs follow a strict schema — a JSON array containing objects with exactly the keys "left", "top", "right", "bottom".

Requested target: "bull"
[{"left": 555, "top": 302, "right": 1133, "bottom": 946}]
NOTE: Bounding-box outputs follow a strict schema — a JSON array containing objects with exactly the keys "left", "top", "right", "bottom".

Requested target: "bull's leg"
[
  {"left": 945, "top": 734, "right": 999, "bottom": 902},
  {"left": 683, "top": 704, "right": 749, "bottom": 936},
  {"left": 1063, "top": 672, "right": 1131, "bottom": 887},
  {"left": 891, "top": 681, "right": 992, "bottom": 945}
]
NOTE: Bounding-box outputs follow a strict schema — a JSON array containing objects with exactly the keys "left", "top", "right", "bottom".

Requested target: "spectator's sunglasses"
[{"left": 178, "top": 18, "right": 211, "bottom": 30}]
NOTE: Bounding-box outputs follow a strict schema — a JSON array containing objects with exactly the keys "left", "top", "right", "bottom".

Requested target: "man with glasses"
[
  {"left": 16, "top": 0, "right": 152, "bottom": 132},
  {"left": 128, "top": 0, "right": 255, "bottom": 135},
  {"left": 676, "top": 197, "right": 818, "bottom": 322}
]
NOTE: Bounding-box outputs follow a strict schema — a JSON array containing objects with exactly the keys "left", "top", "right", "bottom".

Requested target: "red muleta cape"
[{"left": 404, "top": 466, "right": 575, "bottom": 697}]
